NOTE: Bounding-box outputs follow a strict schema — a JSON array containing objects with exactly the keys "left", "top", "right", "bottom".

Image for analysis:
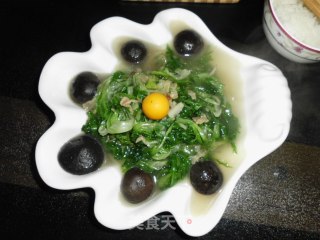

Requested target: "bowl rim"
[{"left": 268, "top": 0, "right": 320, "bottom": 53}]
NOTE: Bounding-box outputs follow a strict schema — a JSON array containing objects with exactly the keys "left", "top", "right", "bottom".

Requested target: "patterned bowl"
[
  {"left": 263, "top": 0, "right": 320, "bottom": 63},
  {"left": 36, "top": 8, "right": 292, "bottom": 237}
]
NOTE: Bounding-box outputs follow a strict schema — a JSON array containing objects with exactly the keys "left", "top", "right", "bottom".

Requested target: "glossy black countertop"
[{"left": 0, "top": 0, "right": 320, "bottom": 239}]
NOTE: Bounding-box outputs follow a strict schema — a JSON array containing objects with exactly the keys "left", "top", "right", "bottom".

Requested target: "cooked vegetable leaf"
[{"left": 82, "top": 46, "right": 239, "bottom": 190}]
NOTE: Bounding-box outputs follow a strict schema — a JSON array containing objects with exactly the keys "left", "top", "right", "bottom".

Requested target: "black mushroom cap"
[
  {"left": 121, "top": 167, "right": 154, "bottom": 204},
  {"left": 58, "top": 135, "right": 104, "bottom": 175},
  {"left": 190, "top": 160, "right": 223, "bottom": 195},
  {"left": 71, "top": 72, "right": 100, "bottom": 105},
  {"left": 174, "top": 30, "right": 204, "bottom": 57},
  {"left": 121, "top": 40, "right": 147, "bottom": 64}
]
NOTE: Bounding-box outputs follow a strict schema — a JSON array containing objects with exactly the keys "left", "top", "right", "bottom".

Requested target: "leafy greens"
[{"left": 82, "top": 46, "right": 239, "bottom": 190}]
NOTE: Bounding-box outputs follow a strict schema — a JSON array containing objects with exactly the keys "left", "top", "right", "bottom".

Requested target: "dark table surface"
[{"left": 1, "top": 0, "right": 320, "bottom": 239}]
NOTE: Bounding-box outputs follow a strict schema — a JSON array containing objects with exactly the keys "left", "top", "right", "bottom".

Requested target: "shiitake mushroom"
[
  {"left": 121, "top": 167, "right": 154, "bottom": 204},
  {"left": 174, "top": 30, "right": 204, "bottom": 57},
  {"left": 71, "top": 72, "right": 100, "bottom": 105},
  {"left": 58, "top": 135, "right": 104, "bottom": 175},
  {"left": 190, "top": 160, "right": 223, "bottom": 195},
  {"left": 121, "top": 40, "right": 147, "bottom": 64}
]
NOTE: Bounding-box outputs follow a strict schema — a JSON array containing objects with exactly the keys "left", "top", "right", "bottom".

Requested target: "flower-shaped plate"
[{"left": 35, "top": 8, "right": 292, "bottom": 237}]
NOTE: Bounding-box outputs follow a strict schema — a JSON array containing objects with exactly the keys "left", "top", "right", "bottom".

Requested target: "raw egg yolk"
[{"left": 142, "top": 93, "right": 169, "bottom": 120}]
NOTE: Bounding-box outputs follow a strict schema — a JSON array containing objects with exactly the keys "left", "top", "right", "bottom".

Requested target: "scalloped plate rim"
[{"left": 35, "top": 8, "right": 292, "bottom": 237}]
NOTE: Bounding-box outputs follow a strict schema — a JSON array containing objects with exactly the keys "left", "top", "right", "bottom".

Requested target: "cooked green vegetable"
[{"left": 82, "top": 45, "right": 239, "bottom": 190}]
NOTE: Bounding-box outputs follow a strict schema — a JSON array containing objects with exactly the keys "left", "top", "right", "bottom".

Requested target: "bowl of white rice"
[{"left": 263, "top": 0, "right": 320, "bottom": 63}]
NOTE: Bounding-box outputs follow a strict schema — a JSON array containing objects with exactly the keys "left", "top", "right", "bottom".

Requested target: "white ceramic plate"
[{"left": 35, "top": 8, "right": 292, "bottom": 237}]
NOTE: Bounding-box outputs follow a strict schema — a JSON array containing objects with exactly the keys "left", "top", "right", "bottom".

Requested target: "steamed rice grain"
[{"left": 273, "top": 0, "right": 320, "bottom": 49}]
